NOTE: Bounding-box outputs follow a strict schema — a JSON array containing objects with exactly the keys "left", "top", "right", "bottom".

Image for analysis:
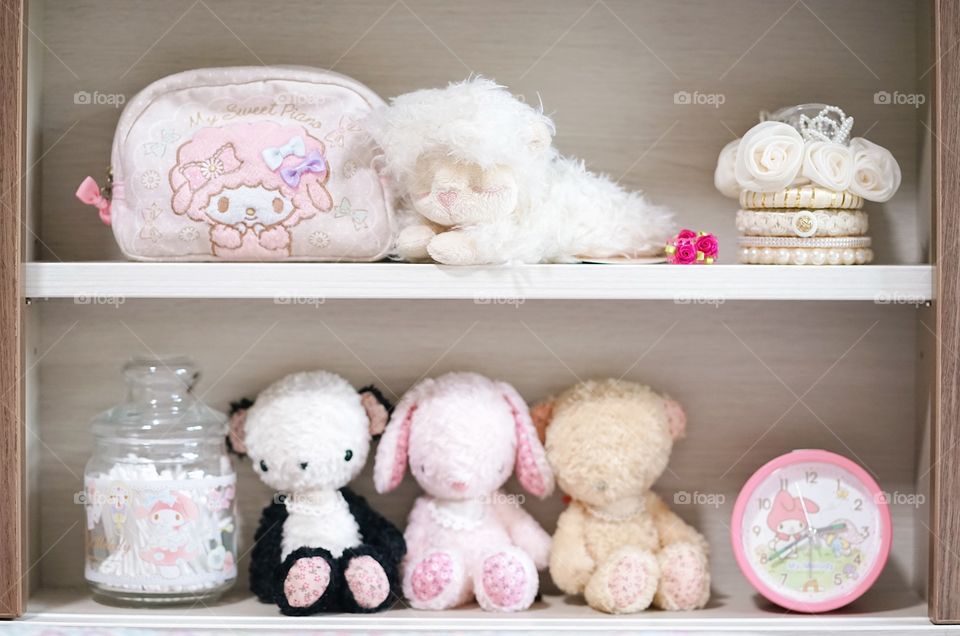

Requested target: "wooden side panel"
[
  {"left": 0, "top": 0, "right": 24, "bottom": 621},
  {"left": 932, "top": 0, "right": 960, "bottom": 624}
]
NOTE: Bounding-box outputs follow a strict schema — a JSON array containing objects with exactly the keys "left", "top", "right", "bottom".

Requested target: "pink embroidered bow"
[
  {"left": 280, "top": 151, "right": 326, "bottom": 188},
  {"left": 179, "top": 143, "right": 244, "bottom": 191},
  {"left": 76, "top": 176, "right": 112, "bottom": 225}
]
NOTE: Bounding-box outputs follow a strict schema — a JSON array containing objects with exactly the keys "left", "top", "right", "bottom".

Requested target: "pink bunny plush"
[{"left": 373, "top": 372, "right": 554, "bottom": 611}]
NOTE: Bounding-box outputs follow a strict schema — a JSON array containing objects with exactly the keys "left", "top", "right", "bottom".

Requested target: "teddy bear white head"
[
  {"left": 373, "top": 372, "right": 554, "bottom": 501},
  {"left": 370, "top": 78, "right": 555, "bottom": 228},
  {"left": 229, "top": 371, "right": 389, "bottom": 493}
]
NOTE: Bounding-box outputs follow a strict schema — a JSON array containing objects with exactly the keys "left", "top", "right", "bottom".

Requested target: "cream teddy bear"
[
  {"left": 532, "top": 379, "right": 710, "bottom": 614},
  {"left": 369, "top": 78, "right": 675, "bottom": 265}
]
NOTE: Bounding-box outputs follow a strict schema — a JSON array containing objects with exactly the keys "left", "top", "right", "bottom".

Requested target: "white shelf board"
[
  {"left": 23, "top": 262, "right": 934, "bottom": 301},
  {"left": 23, "top": 587, "right": 936, "bottom": 632}
]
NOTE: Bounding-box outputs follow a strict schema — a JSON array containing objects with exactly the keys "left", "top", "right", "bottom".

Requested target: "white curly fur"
[{"left": 368, "top": 78, "right": 676, "bottom": 264}]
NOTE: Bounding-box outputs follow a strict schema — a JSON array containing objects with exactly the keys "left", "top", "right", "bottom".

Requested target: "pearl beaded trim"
[
  {"left": 736, "top": 209, "right": 868, "bottom": 238},
  {"left": 739, "top": 246, "right": 873, "bottom": 266},
  {"left": 738, "top": 236, "right": 871, "bottom": 249},
  {"left": 740, "top": 187, "right": 863, "bottom": 210}
]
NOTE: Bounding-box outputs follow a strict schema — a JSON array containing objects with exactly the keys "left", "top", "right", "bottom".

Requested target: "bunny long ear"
[
  {"left": 499, "top": 382, "right": 554, "bottom": 499},
  {"left": 373, "top": 387, "right": 418, "bottom": 494}
]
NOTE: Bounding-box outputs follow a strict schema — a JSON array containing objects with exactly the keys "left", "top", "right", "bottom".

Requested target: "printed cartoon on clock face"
[{"left": 744, "top": 463, "right": 880, "bottom": 600}]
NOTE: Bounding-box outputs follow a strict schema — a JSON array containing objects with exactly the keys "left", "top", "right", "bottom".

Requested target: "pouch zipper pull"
[{"left": 75, "top": 167, "right": 112, "bottom": 225}]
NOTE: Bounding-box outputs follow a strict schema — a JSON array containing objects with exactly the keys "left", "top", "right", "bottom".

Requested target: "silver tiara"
[{"left": 763, "top": 104, "right": 854, "bottom": 145}]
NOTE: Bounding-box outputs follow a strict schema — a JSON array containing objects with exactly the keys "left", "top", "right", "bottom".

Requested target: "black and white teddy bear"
[{"left": 228, "top": 371, "right": 405, "bottom": 615}]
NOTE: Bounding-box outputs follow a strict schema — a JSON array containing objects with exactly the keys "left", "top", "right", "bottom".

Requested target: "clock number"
[
  {"left": 861, "top": 526, "right": 870, "bottom": 538},
  {"left": 779, "top": 478, "right": 789, "bottom": 490},
  {"left": 805, "top": 470, "right": 818, "bottom": 484},
  {"left": 780, "top": 574, "right": 788, "bottom": 585},
  {"left": 760, "top": 553, "right": 768, "bottom": 564},
  {"left": 854, "top": 553, "right": 861, "bottom": 564},
  {"left": 834, "top": 573, "right": 843, "bottom": 585},
  {"left": 854, "top": 498, "right": 863, "bottom": 511},
  {"left": 757, "top": 497, "right": 771, "bottom": 510}
]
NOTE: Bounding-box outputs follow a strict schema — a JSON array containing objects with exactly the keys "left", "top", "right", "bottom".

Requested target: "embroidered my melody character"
[{"left": 169, "top": 121, "right": 333, "bottom": 258}]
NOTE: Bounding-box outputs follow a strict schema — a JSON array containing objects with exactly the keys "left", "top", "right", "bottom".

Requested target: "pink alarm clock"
[{"left": 731, "top": 450, "right": 891, "bottom": 613}]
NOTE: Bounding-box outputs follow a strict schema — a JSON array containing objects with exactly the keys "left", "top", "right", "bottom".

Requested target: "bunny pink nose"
[
  {"left": 451, "top": 481, "right": 468, "bottom": 492},
  {"left": 437, "top": 190, "right": 458, "bottom": 209}
]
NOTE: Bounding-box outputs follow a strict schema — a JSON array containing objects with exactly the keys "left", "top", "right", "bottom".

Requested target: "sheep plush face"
[
  {"left": 370, "top": 78, "right": 555, "bottom": 230},
  {"left": 410, "top": 156, "right": 520, "bottom": 227},
  {"left": 533, "top": 380, "right": 686, "bottom": 508},
  {"left": 230, "top": 372, "right": 389, "bottom": 493},
  {"left": 373, "top": 372, "right": 554, "bottom": 501}
]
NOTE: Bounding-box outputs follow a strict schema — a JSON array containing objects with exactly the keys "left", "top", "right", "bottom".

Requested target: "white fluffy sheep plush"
[
  {"left": 369, "top": 77, "right": 675, "bottom": 264},
  {"left": 228, "top": 371, "right": 405, "bottom": 616}
]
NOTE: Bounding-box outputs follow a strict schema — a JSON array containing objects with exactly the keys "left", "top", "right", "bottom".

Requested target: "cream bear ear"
[
  {"left": 526, "top": 119, "right": 554, "bottom": 156},
  {"left": 663, "top": 396, "right": 687, "bottom": 440},
  {"left": 530, "top": 398, "right": 556, "bottom": 445}
]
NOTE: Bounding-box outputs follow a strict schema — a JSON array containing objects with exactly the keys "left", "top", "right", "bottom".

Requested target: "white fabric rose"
[
  {"left": 714, "top": 138, "right": 740, "bottom": 198},
  {"left": 734, "top": 122, "right": 804, "bottom": 192},
  {"left": 848, "top": 137, "right": 901, "bottom": 202},
  {"left": 801, "top": 141, "right": 853, "bottom": 192}
]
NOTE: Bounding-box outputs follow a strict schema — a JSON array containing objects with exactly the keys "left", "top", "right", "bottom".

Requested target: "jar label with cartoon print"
[{"left": 83, "top": 473, "right": 237, "bottom": 591}]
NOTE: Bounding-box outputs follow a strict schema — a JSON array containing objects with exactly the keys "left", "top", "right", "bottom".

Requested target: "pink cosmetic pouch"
[{"left": 77, "top": 67, "right": 396, "bottom": 261}]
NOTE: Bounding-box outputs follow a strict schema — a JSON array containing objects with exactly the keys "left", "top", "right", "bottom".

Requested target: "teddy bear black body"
[{"left": 250, "top": 488, "right": 405, "bottom": 615}]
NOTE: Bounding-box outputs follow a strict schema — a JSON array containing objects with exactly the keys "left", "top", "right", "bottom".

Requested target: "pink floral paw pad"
[
  {"left": 481, "top": 552, "right": 526, "bottom": 608},
  {"left": 608, "top": 555, "right": 648, "bottom": 608},
  {"left": 283, "top": 556, "right": 330, "bottom": 608},
  {"left": 661, "top": 547, "right": 707, "bottom": 608},
  {"left": 410, "top": 552, "right": 454, "bottom": 602},
  {"left": 345, "top": 555, "right": 390, "bottom": 609}
]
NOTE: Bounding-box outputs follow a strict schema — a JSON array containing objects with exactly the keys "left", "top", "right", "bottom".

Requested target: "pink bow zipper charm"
[{"left": 76, "top": 176, "right": 112, "bottom": 225}]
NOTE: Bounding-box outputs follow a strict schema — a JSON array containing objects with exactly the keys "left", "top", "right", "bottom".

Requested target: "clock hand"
[
  {"left": 815, "top": 522, "right": 847, "bottom": 534},
  {"left": 794, "top": 482, "right": 814, "bottom": 530},
  {"left": 769, "top": 534, "right": 810, "bottom": 562}
]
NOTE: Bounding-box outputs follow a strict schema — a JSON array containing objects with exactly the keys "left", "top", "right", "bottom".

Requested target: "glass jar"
[{"left": 83, "top": 357, "right": 237, "bottom": 606}]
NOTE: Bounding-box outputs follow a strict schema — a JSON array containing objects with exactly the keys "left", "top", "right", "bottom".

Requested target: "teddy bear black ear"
[
  {"left": 359, "top": 385, "right": 393, "bottom": 438},
  {"left": 226, "top": 398, "right": 254, "bottom": 456}
]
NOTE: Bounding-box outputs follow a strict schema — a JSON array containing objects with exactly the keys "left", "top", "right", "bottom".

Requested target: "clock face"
[{"left": 731, "top": 450, "right": 891, "bottom": 613}]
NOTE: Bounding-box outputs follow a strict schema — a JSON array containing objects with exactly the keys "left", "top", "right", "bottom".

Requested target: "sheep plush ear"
[
  {"left": 226, "top": 398, "right": 254, "bottom": 456},
  {"left": 359, "top": 385, "right": 392, "bottom": 437},
  {"left": 373, "top": 386, "right": 419, "bottom": 494},
  {"left": 499, "top": 382, "right": 554, "bottom": 499},
  {"left": 530, "top": 398, "right": 556, "bottom": 445},
  {"left": 526, "top": 118, "right": 554, "bottom": 156},
  {"left": 663, "top": 396, "right": 687, "bottom": 440}
]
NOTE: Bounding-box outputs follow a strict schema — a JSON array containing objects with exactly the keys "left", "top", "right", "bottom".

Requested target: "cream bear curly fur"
[
  {"left": 369, "top": 78, "right": 675, "bottom": 265},
  {"left": 532, "top": 380, "right": 710, "bottom": 614}
]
